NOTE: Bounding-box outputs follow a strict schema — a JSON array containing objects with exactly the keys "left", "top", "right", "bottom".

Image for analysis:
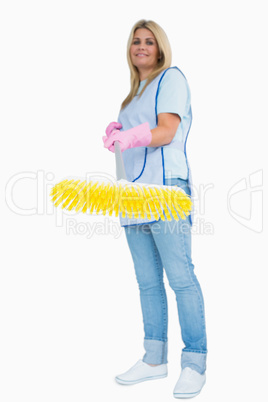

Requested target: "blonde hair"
[{"left": 121, "top": 19, "right": 172, "bottom": 110}]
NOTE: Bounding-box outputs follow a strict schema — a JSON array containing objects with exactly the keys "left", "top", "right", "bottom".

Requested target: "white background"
[{"left": 1, "top": 1, "right": 267, "bottom": 401}]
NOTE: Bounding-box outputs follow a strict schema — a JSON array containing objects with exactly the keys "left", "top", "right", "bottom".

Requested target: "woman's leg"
[
  {"left": 124, "top": 224, "right": 168, "bottom": 365},
  {"left": 149, "top": 179, "right": 207, "bottom": 375}
]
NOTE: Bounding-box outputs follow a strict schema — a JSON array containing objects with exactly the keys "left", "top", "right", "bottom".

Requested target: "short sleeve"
[{"left": 156, "top": 68, "right": 189, "bottom": 119}]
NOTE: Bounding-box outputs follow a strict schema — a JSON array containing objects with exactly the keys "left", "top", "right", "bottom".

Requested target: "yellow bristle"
[
  {"left": 101, "top": 184, "right": 113, "bottom": 215},
  {"left": 164, "top": 188, "right": 180, "bottom": 220},
  {"left": 54, "top": 181, "right": 80, "bottom": 207},
  {"left": 142, "top": 187, "right": 152, "bottom": 220},
  {"left": 127, "top": 186, "right": 135, "bottom": 218},
  {"left": 63, "top": 182, "right": 83, "bottom": 210},
  {"left": 134, "top": 185, "right": 146, "bottom": 219},
  {"left": 74, "top": 186, "right": 88, "bottom": 212},
  {"left": 98, "top": 185, "right": 107, "bottom": 215},
  {"left": 107, "top": 184, "right": 117, "bottom": 216},
  {"left": 132, "top": 186, "right": 141, "bottom": 219},
  {"left": 51, "top": 192, "right": 62, "bottom": 203},
  {"left": 129, "top": 186, "right": 139, "bottom": 218},
  {"left": 99, "top": 184, "right": 110, "bottom": 213},
  {"left": 82, "top": 181, "right": 96, "bottom": 213},
  {"left": 50, "top": 179, "right": 70, "bottom": 197},
  {"left": 81, "top": 181, "right": 93, "bottom": 213},
  {"left": 89, "top": 182, "right": 104, "bottom": 213},
  {"left": 136, "top": 185, "right": 146, "bottom": 219},
  {"left": 112, "top": 184, "right": 120, "bottom": 217},
  {"left": 148, "top": 187, "right": 161, "bottom": 220},
  {"left": 123, "top": 186, "right": 133, "bottom": 219},
  {"left": 73, "top": 181, "right": 88, "bottom": 212},
  {"left": 159, "top": 189, "right": 172, "bottom": 221},
  {"left": 63, "top": 181, "right": 86, "bottom": 210},
  {"left": 51, "top": 181, "right": 70, "bottom": 204},
  {"left": 94, "top": 183, "right": 106, "bottom": 214},
  {"left": 113, "top": 198, "right": 119, "bottom": 217},
  {"left": 66, "top": 195, "right": 80, "bottom": 211},
  {"left": 119, "top": 183, "right": 127, "bottom": 218},
  {"left": 172, "top": 190, "right": 191, "bottom": 218},
  {"left": 101, "top": 185, "right": 110, "bottom": 215},
  {"left": 153, "top": 188, "right": 165, "bottom": 220}
]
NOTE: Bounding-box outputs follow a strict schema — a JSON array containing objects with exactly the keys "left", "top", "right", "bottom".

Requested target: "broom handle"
[{"left": 114, "top": 141, "right": 127, "bottom": 180}]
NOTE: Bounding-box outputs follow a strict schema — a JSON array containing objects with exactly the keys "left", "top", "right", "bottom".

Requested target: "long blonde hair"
[{"left": 121, "top": 19, "right": 172, "bottom": 110}]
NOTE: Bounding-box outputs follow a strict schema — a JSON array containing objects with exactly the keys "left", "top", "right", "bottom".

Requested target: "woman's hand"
[
  {"left": 103, "top": 113, "right": 181, "bottom": 152},
  {"left": 105, "top": 121, "right": 122, "bottom": 137},
  {"left": 103, "top": 122, "right": 152, "bottom": 152}
]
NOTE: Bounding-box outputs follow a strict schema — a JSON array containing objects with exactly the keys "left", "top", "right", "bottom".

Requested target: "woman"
[{"left": 103, "top": 19, "right": 207, "bottom": 399}]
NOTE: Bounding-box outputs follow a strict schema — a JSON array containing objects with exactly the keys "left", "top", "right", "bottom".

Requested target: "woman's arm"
[
  {"left": 149, "top": 112, "right": 181, "bottom": 147},
  {"left": 103, "top": 113, "right": 181, "bottom": 152}
]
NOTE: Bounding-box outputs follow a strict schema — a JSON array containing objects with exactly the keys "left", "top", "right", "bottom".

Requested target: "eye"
[
  {"left": 133, "top": 40, "right": 140, "bottom": 45},
  {"left": 146, "top": 41, "right": 154, "bottom": 45}
]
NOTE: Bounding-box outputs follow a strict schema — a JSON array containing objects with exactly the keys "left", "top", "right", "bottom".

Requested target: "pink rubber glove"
[
  {"left": 102, "top": 122, "right": 152, "bottom": 152},
  {"left": 105, "top": 122, "right": 122, "bottom": 137}
]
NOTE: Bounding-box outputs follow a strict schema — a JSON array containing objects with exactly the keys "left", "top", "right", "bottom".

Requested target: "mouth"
[{"left": 136, "top": 53, "right": 148, "bottom": 57}]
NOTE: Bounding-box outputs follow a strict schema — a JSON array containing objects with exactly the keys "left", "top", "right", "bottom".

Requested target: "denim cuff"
[
  {"left": 181, "top": 350, "right": 207, "bottom": 374},
  {"left": 142, "top": 339, "right": 168, "bottom": 364}
]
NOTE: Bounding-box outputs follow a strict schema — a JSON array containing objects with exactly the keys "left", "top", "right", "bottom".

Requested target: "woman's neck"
[{"left": 138, "top": 67, "right": 154, "bottom": 81}]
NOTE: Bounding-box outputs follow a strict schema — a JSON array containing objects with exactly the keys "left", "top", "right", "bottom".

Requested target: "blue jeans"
[{"left": 124, "top": 178, "right": 207, "bottom": 375}]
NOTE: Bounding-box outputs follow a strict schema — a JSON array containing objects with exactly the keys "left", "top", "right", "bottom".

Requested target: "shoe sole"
[
  {"left": 115, "top": 373, "right": 168, "bottom": 385},
  {"left": 173, "top": 390, "right": 201, "bottom": 399}
]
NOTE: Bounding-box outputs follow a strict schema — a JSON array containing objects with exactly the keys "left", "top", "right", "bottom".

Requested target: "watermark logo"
[
  {"left": 5, "top": 169, "right": 216, "bottom": 237},
  {"left": 65, "top": 218, "right": 122, "bottom": 239},
  {"left": 227, "top": 170, "right": 263, "bottom": 233}
]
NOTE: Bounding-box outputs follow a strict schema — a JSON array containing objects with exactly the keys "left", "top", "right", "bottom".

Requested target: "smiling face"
[{"left": 130, "top": 28, "right": 160, "bottom": 80}]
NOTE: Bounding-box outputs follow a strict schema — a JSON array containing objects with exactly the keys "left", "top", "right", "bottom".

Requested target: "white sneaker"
[
  {"left": 173, "top": 367, "right": 206, "bottom": 399},
  {"left": 115, "top": 359, "right": 168, "bottom": 385}
]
